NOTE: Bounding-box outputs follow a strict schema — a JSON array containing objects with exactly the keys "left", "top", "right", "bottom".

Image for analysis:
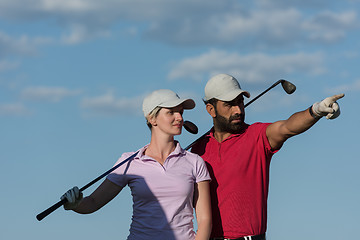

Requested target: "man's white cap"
[
  {"left": 142, "top": 89, "right": 195, "bottom": 116},
  {"left": 204, "top": 74, "right": 250, "bottom": 101}
]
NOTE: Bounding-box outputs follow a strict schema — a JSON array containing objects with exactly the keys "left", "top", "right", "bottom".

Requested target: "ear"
[
  {"left": 206, "top": 103, "right": 216, "bottom": 118},
  {"left": 148, "top": 116, "right": 157, "bottom": 127}
]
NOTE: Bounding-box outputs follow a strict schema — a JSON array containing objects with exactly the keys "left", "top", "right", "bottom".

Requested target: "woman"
[{"left": 61, "top": 89, "right": 212, "bottom": 240}]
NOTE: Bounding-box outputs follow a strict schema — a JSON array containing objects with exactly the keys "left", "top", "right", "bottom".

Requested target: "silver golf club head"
[{"left": 280, "top": 80, "right": 296, "bottom": 94}]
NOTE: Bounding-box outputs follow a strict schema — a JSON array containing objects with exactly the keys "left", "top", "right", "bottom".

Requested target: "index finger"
[{"left": 329, "top": 93, "right": 345, "bottom": 102}]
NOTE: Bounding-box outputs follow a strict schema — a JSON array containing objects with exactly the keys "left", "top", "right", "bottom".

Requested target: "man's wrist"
[{"left": 308, "top": 106, "right": 322, "bottom": 119}]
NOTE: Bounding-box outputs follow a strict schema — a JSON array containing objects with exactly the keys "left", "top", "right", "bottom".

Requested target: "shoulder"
[
  {"left": 231, "top": 122, "right": 272, "bottom": 141},
  {"left": 249, "top": 122, "right": 271, "bottom": 128},
  {"left": 247, "top": 122, "right": 272, "bottom": 132},
  {"left": 120, "top": 151, "right": 138, "bottom": 159},
  {"left": 117, "top": 150, "right": 141, "bottom": 162},
  {"left": 184, "top": 150, "right": 203, "bottom": 160},
  {"left": 190, "top": 130, "right": 212, "bottom": 148},
  {"left": 114, "top": 146, "right": 144, "bottom": 165},
  {"left": 180, "top": 149, "right": 206, "bottom": 165}
]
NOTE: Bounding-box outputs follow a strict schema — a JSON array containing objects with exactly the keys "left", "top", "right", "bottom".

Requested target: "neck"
[
  {"left": 212, "top": 122, "right": 246, "bottom": 143},
  {"left": 213, "top": 128, "right": 232, "bottom": 143},
  {"left": 145, "top": 131, "right": 176, "bottom": 164}
]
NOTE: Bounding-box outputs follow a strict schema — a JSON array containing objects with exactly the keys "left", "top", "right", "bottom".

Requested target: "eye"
[{"left": 223, "top": 102, "right": 231, "bottom": 107}]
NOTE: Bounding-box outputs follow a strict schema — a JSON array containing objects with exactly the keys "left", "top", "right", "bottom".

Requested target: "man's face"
[{"left": 213, "top": 95, "right": 245, "bottom": 133}]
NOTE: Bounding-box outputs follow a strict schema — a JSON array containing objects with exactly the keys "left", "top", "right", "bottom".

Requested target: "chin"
[
  {"left": 173, "top": 129, "right": 182, "bottom": 135},
  {"left": 228, "top": 123, "right": 245, "bottom": 132}
]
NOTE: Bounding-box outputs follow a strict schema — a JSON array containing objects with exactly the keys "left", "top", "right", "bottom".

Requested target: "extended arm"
[
  {"left": 61, "top": 179, "right": 123, "bottom": 214},
  {"left": 194, "top": 180, "right": 212, "bottom": 240},
  {"left": 266, "top": 93, "right": 344, "bottom": 150}
]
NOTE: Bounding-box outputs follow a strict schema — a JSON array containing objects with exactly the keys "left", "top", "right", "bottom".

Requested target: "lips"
[
  {"left": 173, "top": 123, "right": 182, "bottom": 128},
  {"left": 229, "top": 116, "right": 241, "bottom": 121},
  {"left": 229, "top": 114, "right": 243, "bottom": 123}
]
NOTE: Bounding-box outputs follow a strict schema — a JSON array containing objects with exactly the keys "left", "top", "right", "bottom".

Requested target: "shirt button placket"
[{"left": 218, "top": 142, "right": 222, "bottom": 162}]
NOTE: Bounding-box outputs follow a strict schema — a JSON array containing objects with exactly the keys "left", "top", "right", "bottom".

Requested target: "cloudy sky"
[{"left": 1, "top": 1, "right": 359, "bottom": 239}]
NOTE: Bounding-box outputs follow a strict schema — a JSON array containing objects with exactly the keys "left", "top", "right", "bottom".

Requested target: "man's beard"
[{"left": 214, "top": 112, "right": 245, "bottom": 134}]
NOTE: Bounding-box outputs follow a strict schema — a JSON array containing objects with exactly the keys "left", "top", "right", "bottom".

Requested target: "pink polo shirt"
[{"left": 107, "top": 141, "right": 211, "bottom": 240}]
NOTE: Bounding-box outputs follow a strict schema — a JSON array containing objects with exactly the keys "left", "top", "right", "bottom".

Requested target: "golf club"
[
  {"left": 185, "top": 79, "right": 296, "bottom": 151},
  {"left": 244, "top": 79, "right": 296, "bottom": 108},
  {"left": 37, "top": 79, "right": 295, "bottom": 221},
  {"left": 36, "top": 120, "right": 198, "bottom": 221},
  {"left": 183, "top": 120, "right": 198, "bottom": 134}
]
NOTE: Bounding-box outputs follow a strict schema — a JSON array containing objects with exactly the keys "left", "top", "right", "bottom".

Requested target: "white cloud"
[
  {"left": 80, "top": 91, "right": 143, "bottom": 116},
  {"left": 60, "top": 23, "right": 110, "bottom": 45},
  {"left": 21, "top": 86, "right": 82, "bottom": 102},
  {"left": 256, "top": 0, "right": 329, "bottom": 9},
  {"left": 325, "top": 79, "right": 360, "bottom": 94},
  {"left": 168, "top": 49, "right": 325, "bottom": 83},
  {"left": 0, "top": 31, "right": 42, "bottom": 57},
  {"left": 145, "top": 7, "right": 359, "bottom": 48},
  {"left": 0, "top": 0, "right": 357, "bottom": 47},
  {"left": 0, "top": 103, "right": 30, "bottom": 116},
  {"left": 0, "top": 0, "right": 121, "bottom": 44},
  {"left": 0, "top": 60, "right": 19, "bottom": 72},
  {"left": 246, "top": 91, "right": 310, "bottom": 113},
  {"left": 302, "top": 10, "right": 358, "bottom": 43},
  {"left": 145, "top": 8, "right": 301, "bottom": 47}
]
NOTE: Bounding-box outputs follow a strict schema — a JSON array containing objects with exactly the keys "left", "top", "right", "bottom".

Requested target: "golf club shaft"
[
  {"left": 244, "top": 80, "right": 283, "bottom": 108},
  {"left": 185, "top": 79, "right": 292, "bottom": 151},
  {"left": 36, "top": 120, "right": 199, "bottom": 221},
  {"left": 37, "top": 79, "right": 293, "bottom": 221},
  {"left": 36, "top": 152, "right": 138, "bottom": 221}
]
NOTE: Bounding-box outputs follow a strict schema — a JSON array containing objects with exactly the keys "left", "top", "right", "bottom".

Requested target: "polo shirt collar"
[
  {"left": 135, "top": 141, "right": 185, "bottom": 162},
  {"left": 208, "top": 124, "right": 249, "bottom": 142}
]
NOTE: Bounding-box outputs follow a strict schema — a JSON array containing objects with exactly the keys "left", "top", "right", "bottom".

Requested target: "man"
[{"left": 191, "top": 73, "right": 344, "bottom": 240}]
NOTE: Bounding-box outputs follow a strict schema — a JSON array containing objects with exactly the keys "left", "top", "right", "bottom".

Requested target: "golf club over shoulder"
[
  {"left": 36, "top": 120, "right": 198, "bottom": 221},
  {"left": 185, "top": 79, "right": 296, "bottom": 151},
  {"left": 36, "top": 80, "right": 295, "bottom": 221},
  {"left": 36, "top": 151, "right": 139, "bottom": 221}
]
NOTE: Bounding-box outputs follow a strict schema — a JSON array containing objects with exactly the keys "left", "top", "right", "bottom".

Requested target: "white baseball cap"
[
  {"left": 142, "top": 89, "right": 195, "bottom": 116},
  {"left": 204, "top": 74, "right": 250, "bottom": 101}
]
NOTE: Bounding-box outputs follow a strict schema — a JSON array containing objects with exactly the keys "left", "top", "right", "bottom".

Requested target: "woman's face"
[{"left": 153, "top": 105, "right": 184, "bottom": 136}]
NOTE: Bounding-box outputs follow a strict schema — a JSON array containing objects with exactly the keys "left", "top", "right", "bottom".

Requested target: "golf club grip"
[{"left": 36, "top": 198, "right": 67, "bottom": 221}]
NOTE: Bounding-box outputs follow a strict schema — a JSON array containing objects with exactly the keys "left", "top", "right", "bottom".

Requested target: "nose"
[
  {"left": 232, "top": 105, "right": 242, "bottom": 115},
  {"left": 175, "top": 112, "right": 183, "bottom": 122}
]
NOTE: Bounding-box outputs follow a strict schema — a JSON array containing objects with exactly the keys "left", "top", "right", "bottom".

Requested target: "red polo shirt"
[{"left": 191, "top": 122, "right": 277, "bottom": 238}]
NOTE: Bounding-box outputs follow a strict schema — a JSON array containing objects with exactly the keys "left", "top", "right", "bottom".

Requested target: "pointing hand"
[{"left": 312, "top": 93, "right": 345, "bottom": 119}]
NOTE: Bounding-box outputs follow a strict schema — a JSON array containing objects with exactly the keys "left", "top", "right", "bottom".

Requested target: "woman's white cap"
[
  {"left": 204, "top": 74, "right": 250, "bottom": 101},
  {"left": 142, "top": 89, "right": 195, "bottom": 116}
]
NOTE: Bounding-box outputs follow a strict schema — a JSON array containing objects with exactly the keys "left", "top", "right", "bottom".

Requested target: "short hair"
[
  {"left": 145, "top": 106, "right": 162, "bottom": 129},
  {"left": 203, "top": 98, "right": 218, "bottom": 108}
]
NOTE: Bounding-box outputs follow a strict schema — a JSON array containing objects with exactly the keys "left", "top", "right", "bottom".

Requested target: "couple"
[{"left": 62, "top": 73, "right": 344, "bottom": 240}]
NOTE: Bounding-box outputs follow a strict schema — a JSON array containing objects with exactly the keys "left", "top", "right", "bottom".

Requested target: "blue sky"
[{"left": 0, "top": 0, "right": 359, "bottom": 239}]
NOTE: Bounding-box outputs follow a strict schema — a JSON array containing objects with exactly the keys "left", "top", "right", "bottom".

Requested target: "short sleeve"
[
  {"left": 194, "top": 155, "right": 211, "bottom": 183},
  {"left": 255, "top": 122, "right": 279, "bottom": 160},
  {"left": 106, "top": 151, "right": 136, "bottom": 188}
]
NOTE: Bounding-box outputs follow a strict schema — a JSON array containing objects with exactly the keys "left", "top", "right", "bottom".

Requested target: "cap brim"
[
  {"left": 159, "top": 98, "right": 195, "bottom": 110},
  {"left": 215, "top": 89, "right": 250, "bottom": 101}
]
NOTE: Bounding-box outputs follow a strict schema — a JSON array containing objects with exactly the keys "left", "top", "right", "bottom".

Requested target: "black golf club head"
[
  {"left": 280, "top": 80, "right": 296, "bottom": 94},
  {"left": 183, "top": 120, "right": 198, "bottom": 134}
]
